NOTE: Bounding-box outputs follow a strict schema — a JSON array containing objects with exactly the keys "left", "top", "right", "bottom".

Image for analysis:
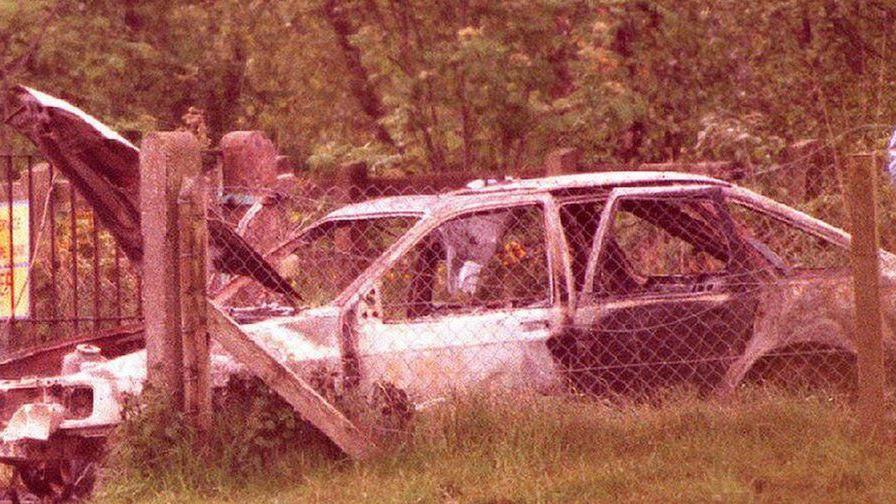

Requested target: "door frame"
[{"left": 581, "top": 184, "right": 738, "bottom": 299}]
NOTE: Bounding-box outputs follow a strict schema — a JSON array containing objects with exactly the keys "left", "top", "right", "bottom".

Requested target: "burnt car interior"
[
  {"left": 592, "top": 196, "right": 742, "bottom": 298},
  {"left": 223, "top": 216, "right": 417, "bottom": 313},
  {"left": 380, "top": 204, "right": 550, "bottom": 320},
  {"left": 283, "top": 217, "right": 417, "bottom": 306},
  {"left": 547, "top": 188, "right": 863, "bottom": 397},
  {"left": 581, "top": 191, "right": 850, "bottom": 303}
]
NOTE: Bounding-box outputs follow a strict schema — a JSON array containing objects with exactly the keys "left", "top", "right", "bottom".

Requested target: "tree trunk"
[{"left": 323, "top": 0, "right": 400, "bottom": 150}]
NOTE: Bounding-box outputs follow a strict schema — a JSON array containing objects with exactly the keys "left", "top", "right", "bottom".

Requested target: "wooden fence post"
[
  {"left": 206, "top": 303, "right": 372, "bottom": 458},
  {"left": 845, "top": 152, "right": 886, "bottom": 433},
  {"left": 337, "top": 161, "right": 369, "bottom": 201},
  {"left": 334, "top": 161, "right": 368, "bottom": 389},
  {"left": 179, "top": 175, "right": 211, "bottom": 431},
  {"left": 543, "top": 148, "right": 581, "bottom": 176},
  {"left": 140, "top": 132, "right": 201, "bottom": 409},
  {"left": 334, "top": 161, "right": 369, "bottom": 280}
]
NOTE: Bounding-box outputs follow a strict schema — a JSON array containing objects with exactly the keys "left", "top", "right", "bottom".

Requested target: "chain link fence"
[
  {"left": 206, "top": 169, "right": 888, "bottom": 435},
  {"left": 0, "top": 144, "right": 887, "bottom": 439}
]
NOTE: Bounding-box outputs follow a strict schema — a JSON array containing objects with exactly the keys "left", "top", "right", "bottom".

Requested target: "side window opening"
[
  {"left": 381, "top": 205, "right": 550, "bottom": 321},
  {"left": 595, "top": 197, "right": 732, "bottom": 297},
  {"left": 277, "top": 217, "right": 414, "bottom": 305},
  {"left": 727, "top": 202, "right": 848, "bottom": 272},
  {"left": 223, "top": 217, "right": 417, "bottom": 318}
]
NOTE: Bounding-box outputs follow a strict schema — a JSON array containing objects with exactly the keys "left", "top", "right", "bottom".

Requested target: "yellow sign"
[{"left": 0, "top": 201, "right": 30, "bottom": 318}]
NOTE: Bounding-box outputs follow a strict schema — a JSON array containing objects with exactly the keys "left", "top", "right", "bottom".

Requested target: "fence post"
[
  {"left": 179, "top": 175, "right": 211, "bottom": 431},
  {"left": 543, "top": 148, "right": 581, "bottom": 176},
  {"left": 139, "top": 132, "right": 201, "bottom": 409},
  {"left": 844, "top": 152, "right": 885, "bottom": 433},
  {"left": 337, "top": 161, "right": 369, "bottom": 201},
  {"left": 335, "top": 161, "right": 369, "bottom": 277},
  {"left": 334, "top": 161, "right": 367, "bottom": 389}
]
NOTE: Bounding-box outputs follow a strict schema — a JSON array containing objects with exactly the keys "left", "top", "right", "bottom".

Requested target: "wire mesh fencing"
[
  {"left": 0, "top": 147, "right": 883, "bottom": 437},
  {"left": 207, "top": 174, "right": 886, "bottom": 435}
]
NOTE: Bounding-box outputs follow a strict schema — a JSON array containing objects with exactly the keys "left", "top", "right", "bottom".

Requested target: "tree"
[{"left": 1, "top": 0, "right": 893, "bottom": 174}]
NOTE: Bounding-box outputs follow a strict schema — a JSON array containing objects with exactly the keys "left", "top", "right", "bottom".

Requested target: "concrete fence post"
[
  {"left": 139, "top": 132, "right": 201, "bottom": 410},
  {"left": 844, "top": 152, "right": 886, "bottom": 434}
]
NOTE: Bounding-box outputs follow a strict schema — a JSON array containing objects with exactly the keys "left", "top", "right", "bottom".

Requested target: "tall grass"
[{"left": 96, "top": 387, "right": 896, "bottom": 503}]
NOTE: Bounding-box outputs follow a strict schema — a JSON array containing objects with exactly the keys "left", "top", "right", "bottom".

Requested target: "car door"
[
  {"left": 568, "top": 186, "right": 764, "bottom": 395},
  {"left": 352, "top": 200, "right": 566, "bottom": 401}
]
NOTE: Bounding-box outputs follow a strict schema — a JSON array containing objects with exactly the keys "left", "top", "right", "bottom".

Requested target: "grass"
[{"left": 94, "top": 389, "right": 896, "bottom": 504}]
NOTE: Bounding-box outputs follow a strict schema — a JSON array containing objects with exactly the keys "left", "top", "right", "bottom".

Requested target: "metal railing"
[{"left": 0, "top": 153, "right": 142, "bottom": 353}]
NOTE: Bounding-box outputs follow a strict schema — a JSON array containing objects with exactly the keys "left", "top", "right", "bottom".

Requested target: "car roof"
[
  {"left": 327, "top": 171, "right": 729, "bottom": 218},
  {"left": 453, "top": 171, "right": 728, "bottom": 195},
  {"left": 327, "top": 194, "right": 446, "bottom": 218}
]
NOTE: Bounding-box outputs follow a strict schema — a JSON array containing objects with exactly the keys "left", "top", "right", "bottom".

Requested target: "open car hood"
[{"left": 5, "top": 85, "right": 299, "bottom": 299}]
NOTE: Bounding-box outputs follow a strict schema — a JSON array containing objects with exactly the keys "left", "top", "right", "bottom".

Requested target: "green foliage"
[
  {"left": 103, "top": 377, "right": 339, "bottom": 498},
  {"left": 695, "top": 113, "right": 787, "bottom": 169},
  {"left": 5, "top": 1, "right": 893, "bottom": 173},
  {"left": 110, "top": 388, "right": 195, "bottom": 477}
]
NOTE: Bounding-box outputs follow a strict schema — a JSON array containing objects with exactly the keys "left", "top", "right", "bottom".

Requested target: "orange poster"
[{"left": 0, "top": 201, "right": 30, "bottom": 318}]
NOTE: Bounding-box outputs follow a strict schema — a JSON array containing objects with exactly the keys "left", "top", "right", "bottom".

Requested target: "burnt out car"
[{"left": 0, "top": 87, "right": 892, "bottom": 499}]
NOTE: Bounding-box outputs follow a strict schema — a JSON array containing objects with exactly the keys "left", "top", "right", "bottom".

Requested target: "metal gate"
[{"left": 0, "top": 153, "right": 142, "bottom": 353}]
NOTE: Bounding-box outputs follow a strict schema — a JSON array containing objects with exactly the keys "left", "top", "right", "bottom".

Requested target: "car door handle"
[{"left": 520, "top": 320, "right": 549, "bottom": 331}]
